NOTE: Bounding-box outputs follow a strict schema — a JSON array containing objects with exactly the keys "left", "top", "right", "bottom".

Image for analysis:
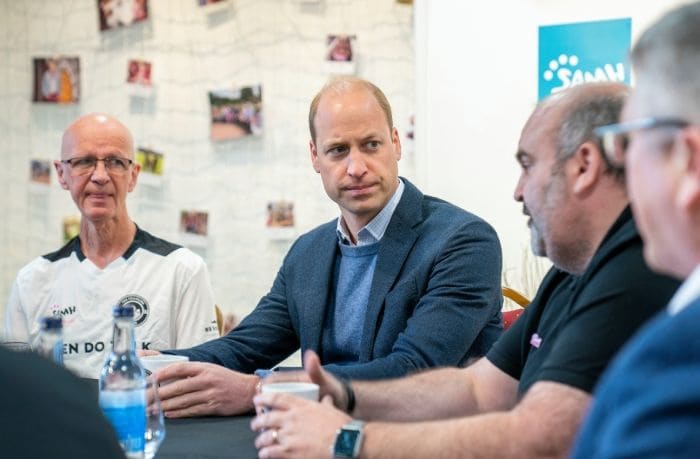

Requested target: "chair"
[
  {"left": 215, "top": 305, "right": 224, "bottom": 336},
  {"left": 502, "top": 287, "right": 530, "bottom": 331}
]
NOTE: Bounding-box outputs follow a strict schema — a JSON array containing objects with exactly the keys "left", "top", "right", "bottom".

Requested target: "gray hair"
[
  {"left": 556, "top": 89, "right": 629, "bottom": 182},
  {"left": 631, "top": 2, "right": 700, "bottom": 122}
]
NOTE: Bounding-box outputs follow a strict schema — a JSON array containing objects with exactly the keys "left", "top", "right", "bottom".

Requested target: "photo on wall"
[
  {"left": 135, "top": 147, "right": 163, "bottom": 175},
  {"left": 127, "top": 59, "right": 152, "bottom": 86},
  {"left": 326, "top": 34, "right": 356, "bottom": 62},
  {"left": 32, "top": 57, "right": 80, "bottom": 104},
  {"left": 266, "top": 201, "right": 295, "bottom": 228},
  {"left": 63, "top": 216, "right": 80, "bottom": 243},
  {"left": 98, "top": 0, "right": 149, "bottom": 31},
  {"left": 208, "top": 85, "right": 263, "bottom": 141},
  {"left": 180, "top": 210, "right": 209, "bottom": 236},
  {"left": 30, "top": 159, "right": 51, "bottom": 185}
]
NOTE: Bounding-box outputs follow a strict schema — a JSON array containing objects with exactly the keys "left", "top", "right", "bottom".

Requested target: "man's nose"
[
  {"left": 90, "top": 160, "right": 110, "bottom": 181},
  {"left": 346, "top": 149, "right": 368, "bottom": 177},
  {"left": 513, "top": 175, "right": 525, "bottom": 202}
]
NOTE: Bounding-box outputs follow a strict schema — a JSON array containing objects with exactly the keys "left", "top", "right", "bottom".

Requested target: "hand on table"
[
  {"left": 155, "top": 362, "right": 258, "bottom": 417},
  {"left": 251, "top": 392, "right": 351, "bottom": 459}
]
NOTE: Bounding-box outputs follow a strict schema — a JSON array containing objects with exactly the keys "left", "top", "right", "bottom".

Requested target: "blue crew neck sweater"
[{"left": 322, "top": 241, "right": 380, "bottom": 364}]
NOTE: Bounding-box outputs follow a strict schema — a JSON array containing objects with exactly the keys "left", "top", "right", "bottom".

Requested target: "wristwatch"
[{"left": 332, "top": 420, "right": 365, "bottom": 458}]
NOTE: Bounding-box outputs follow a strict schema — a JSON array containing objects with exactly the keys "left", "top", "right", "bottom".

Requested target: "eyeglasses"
[
  {"left": 594, "top": 117, "right": 689, "bottom": 166},
  {"left": 60, "top": 156, "right": 134, "bottom": 176}
]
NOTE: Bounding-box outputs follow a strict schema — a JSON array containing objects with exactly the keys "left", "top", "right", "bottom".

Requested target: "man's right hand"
[{"left": 155, "top": 362, "right": 259, "bottom": 418}]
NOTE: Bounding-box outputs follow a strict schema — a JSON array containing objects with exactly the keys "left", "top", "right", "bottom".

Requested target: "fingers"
[
  {"left": 250, "top": 407, "right": 287, "bottom": 432},
  {"left": 154, "top": 361, "right": 207, "bottom": 383},
  {"left": 160, "top": 389, "right": 210, "bottom": 414},
  {"left": 303, "top": 350, "right": 323, "bottom": 384},
  {"left": 321, "top": 394, "right": 334, "bottom": 406},
  {"left": 252, "top": 392, "right": 300, "bottom": 415}
]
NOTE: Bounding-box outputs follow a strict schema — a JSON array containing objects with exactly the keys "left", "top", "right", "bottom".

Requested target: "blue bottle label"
[{"left": 100, "top": 389, "right": 146, "bottom": 454}]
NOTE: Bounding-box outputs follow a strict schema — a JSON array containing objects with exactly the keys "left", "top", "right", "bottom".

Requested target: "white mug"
[{"left": 261, "top": 382, "right": 320, "bottom": 401}]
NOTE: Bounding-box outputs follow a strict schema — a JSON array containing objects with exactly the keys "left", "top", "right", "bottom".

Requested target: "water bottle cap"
[
  {"left": 40, "top": 316, "right": 62, "bottom": 330},
  {"left": 112, "top": 304, "right": 135, "bottom": 318}
]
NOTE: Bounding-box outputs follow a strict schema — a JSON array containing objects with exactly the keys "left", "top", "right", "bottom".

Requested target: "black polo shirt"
[{"left": 487, "top": 207, "right": 680, "bottom": 395}]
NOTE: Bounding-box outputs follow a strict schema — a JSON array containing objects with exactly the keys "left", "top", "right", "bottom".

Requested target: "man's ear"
[
  {"left": 310, "top": 140, "right": 320, "bottom": 173},
  {"left": 128, "top": 162, "right": 140, "bottom": 193},
  {"left": 391, "top": 127, "right": 402, "bottom": 161},
  {"left": 54, "top": 160, "right": 69, "bottom": 190},
  {"left": 675, "top": 127, "right": 700, "bottom": 212},
  {"left": 570, "top": 141, "right": 605, "bottom": 196}
]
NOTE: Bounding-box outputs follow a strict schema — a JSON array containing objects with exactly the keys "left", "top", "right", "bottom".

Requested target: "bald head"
[
  {"left": 308, "top": 77, "right": 393, "bottom": 142},
  {"left": 61, "top": 113, "right": 134, "bottom": 160}
]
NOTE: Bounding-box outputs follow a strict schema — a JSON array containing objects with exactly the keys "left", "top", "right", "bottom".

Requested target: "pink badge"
[{"left": 530, "top": 333, "right": 542, "bottom": 348}]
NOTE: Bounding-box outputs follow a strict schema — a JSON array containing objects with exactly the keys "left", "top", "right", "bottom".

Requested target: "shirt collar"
[
  {"left": 336, "top": 179, "right": 405, "bottom": 246},
  {"left": 667, "top": 264, "right": 700, "bottom": 315}
]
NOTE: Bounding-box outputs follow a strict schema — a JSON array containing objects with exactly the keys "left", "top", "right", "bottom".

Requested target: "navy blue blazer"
[{"left": 173, "top": 179, "right": 503, "bottom": 379}]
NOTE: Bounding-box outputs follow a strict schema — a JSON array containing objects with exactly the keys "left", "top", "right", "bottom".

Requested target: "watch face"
[{"left": 335, "top": 429, "right": 361, "bottom": 457}]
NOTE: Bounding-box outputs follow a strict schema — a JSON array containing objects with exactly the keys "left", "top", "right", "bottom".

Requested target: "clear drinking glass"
[{"left": 144, "top": 376, "right": 166, "bottom": 459}]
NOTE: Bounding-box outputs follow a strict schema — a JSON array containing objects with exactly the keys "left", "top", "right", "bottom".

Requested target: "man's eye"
[
  {"left": 327, "top": 146, "right": 348, "bottom": 156},
  {"left": 73, "top": 158, "right": 95, "bottom": 168},
  {"left": 366, "top": 141, "right": 380, "bottom": 149},
  {"left": 106, "top": 158, "right": 128, "bottom": 169}
]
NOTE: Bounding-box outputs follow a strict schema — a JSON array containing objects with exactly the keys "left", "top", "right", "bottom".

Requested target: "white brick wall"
[{"left": 0, "top": 0, "right": 415, "bottom": 322}]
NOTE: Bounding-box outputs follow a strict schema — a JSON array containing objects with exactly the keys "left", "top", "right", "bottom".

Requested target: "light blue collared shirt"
[
  {"left": 667, "top": 264, "right": 700, "bottom": 315},
  {"left": 336, "top": 179, "right": 405, "bottom": 246}
]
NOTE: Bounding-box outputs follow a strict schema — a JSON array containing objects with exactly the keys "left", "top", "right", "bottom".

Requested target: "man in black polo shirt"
[{"left": 250, "top": 82, "right": 681, "bottom": 459}]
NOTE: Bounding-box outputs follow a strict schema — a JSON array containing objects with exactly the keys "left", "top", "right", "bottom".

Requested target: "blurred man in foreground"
[
  {"left": 572, "top": 3, "right": 700, "bottom": 457},
  {"left": 251, "top": 82, "right": 680, "bottom": 459},
  {"left": 0, "top": 345, "right": 123, "bottom": 457}
]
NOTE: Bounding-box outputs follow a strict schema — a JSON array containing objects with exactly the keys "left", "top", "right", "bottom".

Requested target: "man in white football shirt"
[{"left": 4, "top": 113, "right": 219, "bottom": 378}]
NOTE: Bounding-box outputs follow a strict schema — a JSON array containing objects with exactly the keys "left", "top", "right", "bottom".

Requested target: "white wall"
[
  {"left": 414, "top": 0, "right": 687, "bottom": 297},
  {"left": 0, "top": 0, "right": 415, "bottom": 321}
]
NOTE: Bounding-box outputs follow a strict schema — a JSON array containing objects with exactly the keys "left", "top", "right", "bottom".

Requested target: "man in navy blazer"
[{"left": 153, "top": 77, "right": 503, "bottom": 417}]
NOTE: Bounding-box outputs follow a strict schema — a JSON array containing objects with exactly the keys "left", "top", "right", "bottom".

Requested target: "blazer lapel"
[
  {"left": 359, "top": 179, "right": 423, "bottom": 360},
  {"left": 300, "top": 225, "right": 339, "bottom": 354}
]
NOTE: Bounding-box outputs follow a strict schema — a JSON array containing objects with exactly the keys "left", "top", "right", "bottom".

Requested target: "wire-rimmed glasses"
[{"left": 60, "top": 156, "right": 134, "bottom": 176}]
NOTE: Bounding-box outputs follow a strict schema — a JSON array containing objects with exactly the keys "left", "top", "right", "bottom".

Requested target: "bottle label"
[{"left": 100, "top": 389, "right": 146, "bottom": 454}]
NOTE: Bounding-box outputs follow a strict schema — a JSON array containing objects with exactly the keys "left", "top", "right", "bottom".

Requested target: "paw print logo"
[{"left": 543, "top": 54, "right": 579, "bottom": 81}]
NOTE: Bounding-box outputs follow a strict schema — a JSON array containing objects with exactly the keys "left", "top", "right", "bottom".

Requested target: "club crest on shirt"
[{"left": 117, "top": 294, "right": 150, "bottom": 327}]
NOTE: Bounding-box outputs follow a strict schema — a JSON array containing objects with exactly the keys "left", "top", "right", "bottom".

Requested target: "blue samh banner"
[{"left": 538, "top": 18, "right": 631, "bottom": 100}]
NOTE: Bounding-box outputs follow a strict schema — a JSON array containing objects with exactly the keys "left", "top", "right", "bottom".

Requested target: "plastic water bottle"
[
  {"left": 99, "top": 305, "right": 146, "bottom": 459},
  {"left": 34, "top": 316, "right": 63, "bottom": 364}
]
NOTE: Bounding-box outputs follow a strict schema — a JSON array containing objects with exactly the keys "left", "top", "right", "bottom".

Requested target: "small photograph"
[
  {"left": 32, "top": 57, "right": 80, "bottom": 103},
  {"left": 266, "top": 201, "right": 295, "bottom": 228},
  {"left": 30, "top": 159, "right": 51, "bottom": 184},
  {"left": 98, "top": 0, "right": 149, "bottom": 31},
  {"left": 180, "top": 210, "right": 209, "bottom": 236},
  {"left": 406, "top": 114, "right": 414, "bottom": 140},
  {"left": 63, "top": 216, "right": 81, "bottom": 243},
  {"left": 209, "top": 85, "right": 263, "bottom": 141},
  {"left": 198, "top": 0, "right": 227, "bottom": 5},
  {"left": 127, "top": 59, "right": 152, "bottom": 86},
  {"left": 326, "top": 35, "right": 356, "bottom": 62},
  {"left": 135, "top": 147, "right": 163, "bottom": 175}
]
